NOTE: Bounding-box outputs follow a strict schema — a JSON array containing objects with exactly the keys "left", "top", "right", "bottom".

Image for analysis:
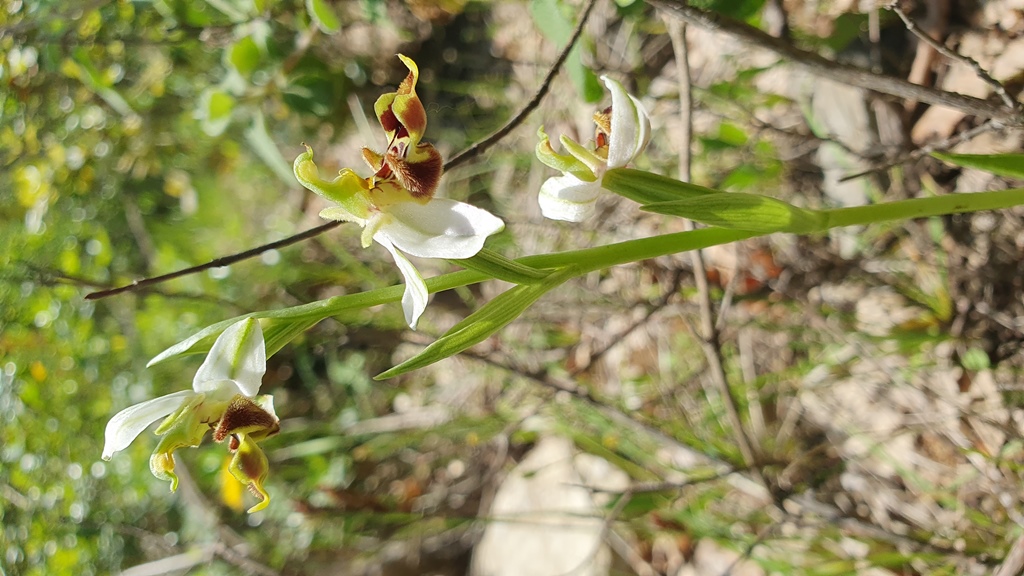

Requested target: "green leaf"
[
  {"left": 529, "top": 0, "right": 601, "bottom": 103},
  {"left": 960, "top": 347, "right": 991, "bottom": 371},
  {"left": 451, "top": 248, "right": 552, "bottom": 285},
  {"left": 229, "top": 36, "right": 262, "bottom": 76},
  {"left": 244, "top": 110, "right": 293, "bottom": 184},
  {"left": 375, "top": 269, "right": 574, "bottom": 379},
  {"left": 306, "top": 0, "right": 341, "bottom": 34},
  {"left": 603, "top": 168, "right": 723, "bottom": 204},
  {"left": 642, "top": 193, "right": 826, "bottom": 233},
  {"left": 932, "top": 152, "right": 1024, "bottom": 179},
  {"left": 199, "top": 88, "right": 235, "bottom": 136},
  {"left": 148, "top": 272, "right": 480, "bottom": 365}
]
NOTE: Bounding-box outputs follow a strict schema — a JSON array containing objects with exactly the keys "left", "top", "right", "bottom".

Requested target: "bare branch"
[
  {"left": 646, "top": 0, "right": 1022, "bottom": 125},
  {"left": 443, "top": 0, "right": 600, "bottom": 171},
  {"left": 888, "top": 2, "right": 1019, "bottom": 113},
  {"left": 84, "top": 221, "right": 342, "bottom": 300}
]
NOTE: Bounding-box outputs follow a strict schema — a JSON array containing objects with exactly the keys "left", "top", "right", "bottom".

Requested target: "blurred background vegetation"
[{"left": 4, "top": 0, "right": 1024, "bottom": 574}]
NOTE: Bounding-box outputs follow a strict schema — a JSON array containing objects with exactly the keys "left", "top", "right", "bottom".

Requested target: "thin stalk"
[{"left": 822, "top": 188, "right": 1024, "bottom": 229}]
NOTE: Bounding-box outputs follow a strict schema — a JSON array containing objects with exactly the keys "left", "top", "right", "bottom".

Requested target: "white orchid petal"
[
  {"left": 538, "top": 174, "right": 602, "bottom": 222},
  {"left": 102, "top": 390, "right": 196, "bottom": 460},
  {"left": 628, "top": 93, "right": 651, "bottom": 159},
  {"left": 376, "top": 234, "right": 429, "bottom": 329},
  {"left": 193, "top": 319, "right": 266, "bottom": 398},
  {"left": 602, "top": 75, "right": 647, "bottom": 169},
  {"left": 380, "top": 199, "right": 504, "bottom": 259}
]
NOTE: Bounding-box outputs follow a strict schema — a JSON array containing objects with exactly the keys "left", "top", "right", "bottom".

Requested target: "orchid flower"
[
  {"left": 294, "top": 54, "right": 504, "bottom": 329},
  {"left": 536, "top": 76, "right": 651, "bottom": 222},
  {"left": 102, "top": 319, "right": 279, "bottom": 513}
]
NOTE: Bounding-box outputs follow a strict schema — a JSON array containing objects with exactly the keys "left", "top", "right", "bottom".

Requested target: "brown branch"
[
  {"left": 646, "top": 0, "right": 1023, "bottom": 125},
  {"left": 838, "top": 118, "right": 1002, "bottom": 182},
  {"left": 84, "top": 221, "right": 342, "bottom": 300},
  {"left": 888, "top": 2, "right": 1019, "bottom": 113},
  {"left": 442, "top": 0, "right": 599, "bottom": 171}
]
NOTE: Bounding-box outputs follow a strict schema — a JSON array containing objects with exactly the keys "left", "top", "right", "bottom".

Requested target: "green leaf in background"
[
  {"left": 642, "top": 192, "right": 826, "bottom": 233},
  {"left": 229, "top": 36, "right": 262, "bottom": 76},
  {"left": 960, "top": 347, "right": 991, "bottom": 372},
  {"left": 707, "top": 0, "right": 765, "bottom": 22},
  {"left": 932, "top": 152, "right": 1024, "bottom": 180},
  {"left": 282, "top": 73, "right": 338, "bottom": 117},
  {"left": 306, "top": 0, "right": 341, "bottom": 34},
  {"left": 198, "top": 88, "right": 235, "bottom": 136},
  {"left": 529, "top": 0, "right": 602, "bottom": 103},
  {"left": 245, "top": 110, "right": 294, "bottom": 183}
]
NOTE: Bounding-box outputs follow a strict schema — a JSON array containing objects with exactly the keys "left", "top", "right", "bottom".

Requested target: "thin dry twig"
[
  {"left": 84, "top": 221, "right": 343, "bottom": 300},
  {"left": 444, "top": 0, "right": 599, "bottom": 171},
  {"left": 663, "top": 10, "right": 760, "bottom": 471},
  {"left": 85, "top": 0, "right": 599, "bottom": 302},
  {"left": 888, "top": 2, "right": 1019, "bottom": 112},
  {"left": 838, "top": 118, "right": 1003, "bottom": 182},
  {"left": 646, "top": 0, "right": 1022, "bottom": 125}
]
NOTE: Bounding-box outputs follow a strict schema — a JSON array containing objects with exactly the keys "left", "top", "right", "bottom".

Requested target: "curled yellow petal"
[
  {"left": 373, "top": 54, "right": 428, "bottom": 153},
  {"left": 228, "top": 434, "right": 272, "bottom": 513}
]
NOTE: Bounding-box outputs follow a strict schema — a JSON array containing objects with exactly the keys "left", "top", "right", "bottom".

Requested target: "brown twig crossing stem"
[
  {"left": 84, "top": 221, "right": 342, "bottom": 300},
  {"left": 647, "top": 0, "right": 1023, "bottom": 126}
]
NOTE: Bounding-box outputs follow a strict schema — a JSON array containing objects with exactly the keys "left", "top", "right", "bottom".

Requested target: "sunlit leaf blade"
[
  {"left": 603, "top": 168, "right": 722, "bottom": 205},
  {"left": 375, "top": 271, "right": 572, "bottom": 379},
  {"left": 451, "top": 248, "right": 551, "bottom": 285},
  {"left": 642, "top": 193, "right": 826, "bottom": 233},
  {"left": 932, "top": 152, "right": 1024, "bottom": 179},
  {"left": 306, "top": 0, "right": 341, "bottom": 33},
  {"left": 148, "top": 272, "right": 481, "bottom": 366}
]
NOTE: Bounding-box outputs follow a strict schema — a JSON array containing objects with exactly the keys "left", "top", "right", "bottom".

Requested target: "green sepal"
[
  {"left": 451, "top": 248, "right": 551, "bottom": 285},
  {"left": 293, "top": 145, "right": 374, "bottom": 219},
  {"left": 559, "top": 134, "right": 604, "bottom": 175},
  {"left": 642, "top": 193, "right": 827, "bottom": 234},
  {"left": 375, "top": 268, "right": 575, "bottom": 379},
  {"left": 603, "top": 168, "right": 723, "bottom": 205},
  {"left": 536, "top": 126, "right": 597, "bottom": 181},
  {"left": 150, "top": 394, "right": 209, "bottom": 491}
]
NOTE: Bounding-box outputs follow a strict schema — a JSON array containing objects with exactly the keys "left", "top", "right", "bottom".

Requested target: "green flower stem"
[
  {"left": 153, "top": 186, "right": 1024, "bottom": 365},
  {"left": 450, "top": 248, "right": 551, "bottom": 284},
  {"left": 822, "top": 187, "right": 1024, "bottom": 229}
]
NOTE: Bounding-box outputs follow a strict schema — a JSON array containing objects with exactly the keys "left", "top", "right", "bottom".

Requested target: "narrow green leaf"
[
  {"left": 148, "top": 273, "right": 477, "bottom": 366},
  {"left": 642, "top": 193, "right": 826, "bottom": 233},
  {"left": 375, "top": 270, "right": 574, "bottom": 379},
  {"left": 450, "top": 248, "right": 551, "bottom": 285},
  {"left": 529, "top": 0, "right": 601, "bottom": 103},
  {"left": 306, "top": 0, "right": 341, "bottom": 33},
  {"left": 932, "top": 152, "right": 1024, "bottom": 179},
  {"left": 603, "top": 168, "right": 723, "bottom": 204},
  {"left": 244, "top": 111, "right": 293, "bottom": 184}
]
